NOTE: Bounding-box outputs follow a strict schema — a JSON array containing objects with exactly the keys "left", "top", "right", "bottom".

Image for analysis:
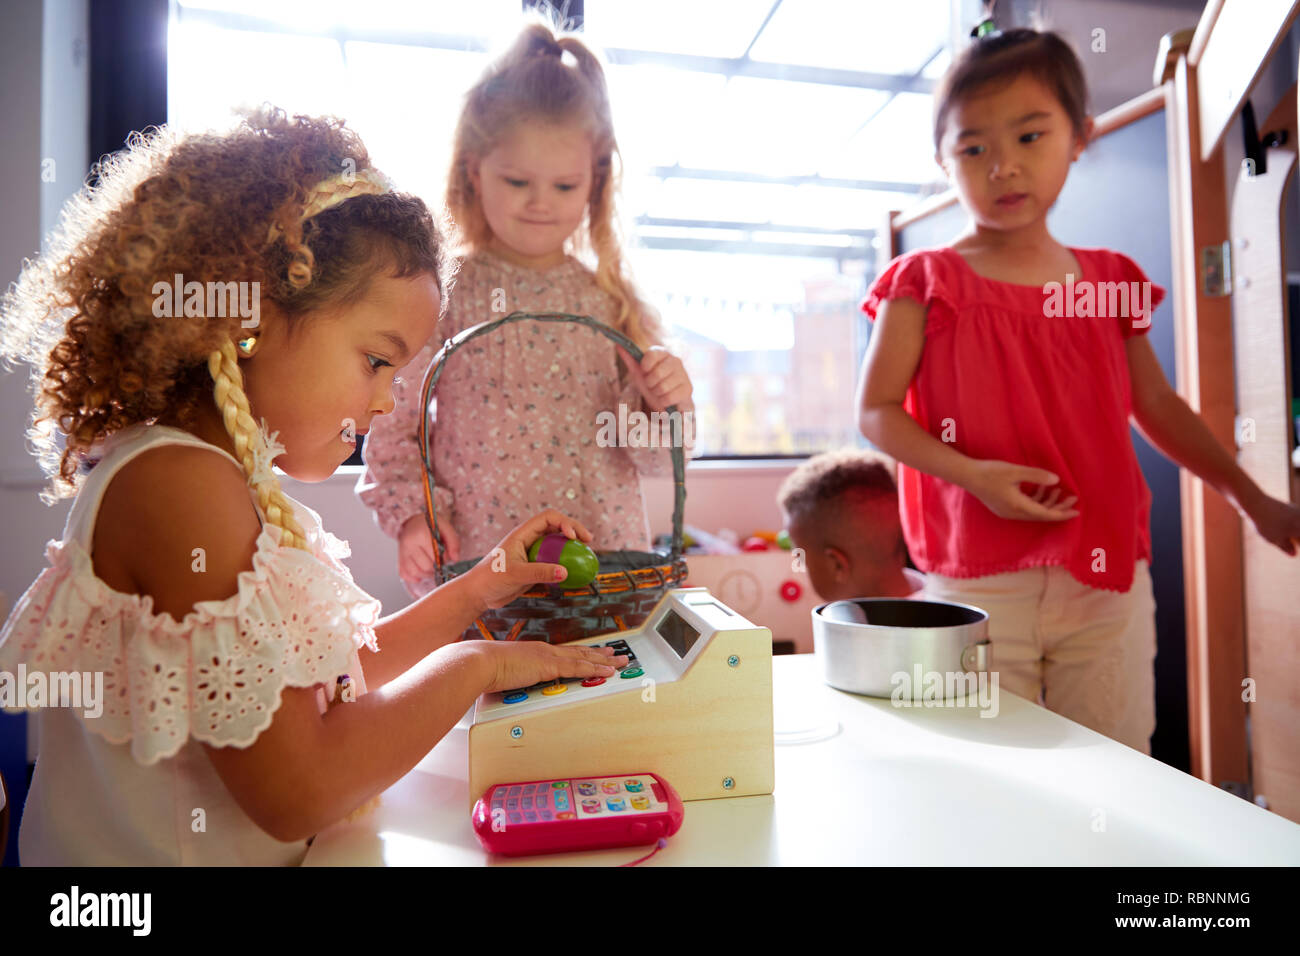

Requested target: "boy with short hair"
[{"left": 778, "top": 448, "right": 922, "bottom": 602}]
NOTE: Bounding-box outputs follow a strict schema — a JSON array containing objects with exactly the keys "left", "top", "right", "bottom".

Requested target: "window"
[{"left": 168, "top": 0, "right": 953, "bottom": 457}]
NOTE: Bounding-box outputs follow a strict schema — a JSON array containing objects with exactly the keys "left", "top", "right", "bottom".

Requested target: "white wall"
[
  {"left": 0, "top": 0, "right": 89, "bottom": 768},
  {"left": 0, "top": 0, "right": 89, "bottom": 586}
]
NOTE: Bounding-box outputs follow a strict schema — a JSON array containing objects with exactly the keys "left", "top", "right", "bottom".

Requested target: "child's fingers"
[
  {"left": 529, "top": 562, "right": 570, "bottom": 585},
  {"left": 1016, "top": 490, "right": 1078, "bottom": 521},
  {"left": 554, "top": 644, "right": 625, "bottom": 674},
  {"left": 401, "top": 552, "right": 433, "bottom": 582},
  {"left": 647, "top": 361, "right": 687, "bottom": 397},
  {"left": 615, "top": 345, "right": 642, "bottom": 380},
  {"left": 409, "top": 540, "right": 436, "bottom": 574},
  {"left": 529, "top": 509, "right": 594, "bottom": 543},
  {"left": 1025, "top": 505, "right": 1078, "bottom": 521},
  {"left": 1017, "top": 467, "right": 1060, "bottom": 487},
  {"left": 639, "top": 347, "right": 668, "bottom": 373},
  {"left": 642, "top": 355, "right": 675, "bottom": 389},
  {"left": 441, "top": 523, "right": 461, "bottom": 563}
]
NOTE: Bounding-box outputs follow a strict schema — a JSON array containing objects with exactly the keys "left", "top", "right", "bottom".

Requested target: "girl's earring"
[{"left": 237, "top": 335, "right": 259, "bottom": 358}]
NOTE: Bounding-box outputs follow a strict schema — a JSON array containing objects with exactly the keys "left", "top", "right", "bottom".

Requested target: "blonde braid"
[
  {"left": 207, "top": 339, "right": 310, "bottom": 551},
  {"left": 267, "top": 167, "right": 392, "bottom": 244}
]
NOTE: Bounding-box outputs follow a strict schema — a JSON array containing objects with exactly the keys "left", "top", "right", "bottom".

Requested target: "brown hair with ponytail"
[
  {"left": 932, "top": 28, "right": 1090, "bottom": 154},
  {"left": 445, "top": 17, "right": 664, "bottom": 348}
]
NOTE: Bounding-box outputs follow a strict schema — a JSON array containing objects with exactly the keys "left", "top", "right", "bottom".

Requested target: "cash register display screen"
[{"left": 656, "top": 610, "right": 701, "bottom": 659}]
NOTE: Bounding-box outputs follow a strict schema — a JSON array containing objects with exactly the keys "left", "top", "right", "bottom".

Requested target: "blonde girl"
[
  {"left": 0, "top": 107, "right": 624, "bottom": 865},
  {"left": 358, "top": 20, "right": 694, "bottom": 599}
]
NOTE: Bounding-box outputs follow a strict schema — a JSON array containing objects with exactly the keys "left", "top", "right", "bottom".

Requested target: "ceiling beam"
[
  {"left": 175, "top": 7, "right": 935, "bottom": 93},
  {"left": 645, "top": 164, "right": 930, "bottom": 193},
  {"left": 636, "top": 215, "right": 874, "bottom": 238},
  {"left": 635, "top": 235, "right": 869, "bottom": 261}
]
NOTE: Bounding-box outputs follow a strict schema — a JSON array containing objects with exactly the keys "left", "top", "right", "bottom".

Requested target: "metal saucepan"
[{"left": 811, "top": 598, "right": 991, "bottom": 699}]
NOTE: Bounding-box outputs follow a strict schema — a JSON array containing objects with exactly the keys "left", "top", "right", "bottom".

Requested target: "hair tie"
[
  {"left": 267, "top": 166, "right": 393, "bottom": 243},
  {"left": 971, "top": 0, "right": 1000, "bottom": 38}
]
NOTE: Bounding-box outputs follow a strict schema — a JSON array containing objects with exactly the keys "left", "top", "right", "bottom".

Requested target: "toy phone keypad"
[{"left": 473, "top": 773, "right": 685, "bottom": 857}]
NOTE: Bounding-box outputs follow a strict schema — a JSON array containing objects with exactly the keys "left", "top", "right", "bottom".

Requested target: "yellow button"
[{"left": 541, "top": 683, "right": 568, "bottom": 696}]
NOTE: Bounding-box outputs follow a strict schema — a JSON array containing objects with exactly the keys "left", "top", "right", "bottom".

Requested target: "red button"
[
  {"left": 779, "top": 580, "right": 802, "bottom": 602},
  {"left": 580, "top": 677, "right": 606, "bottom": 687}
]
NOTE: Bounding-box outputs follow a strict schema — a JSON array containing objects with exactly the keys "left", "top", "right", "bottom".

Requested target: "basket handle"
[{"left": 417, "top": 311, "right": 687, "bottom": 584}]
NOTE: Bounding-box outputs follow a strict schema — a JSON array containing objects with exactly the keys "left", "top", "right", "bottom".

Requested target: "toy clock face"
[{"left": 717, "top": 569, "right": 762, "bottom": 615}]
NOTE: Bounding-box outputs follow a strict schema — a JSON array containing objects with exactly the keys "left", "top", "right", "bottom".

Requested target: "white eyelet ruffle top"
[{"left": 0, "top": 423, "right": 379, "bottom": 865}]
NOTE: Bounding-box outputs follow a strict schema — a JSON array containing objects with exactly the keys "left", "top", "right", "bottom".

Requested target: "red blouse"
[{"left": 861, "top": 246, "right": 1166, "bottom": 593}]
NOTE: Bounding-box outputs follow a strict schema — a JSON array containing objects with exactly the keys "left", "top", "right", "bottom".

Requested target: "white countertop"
[{"left": 303, "top": 654, "right": 1300, "bottom": 866}]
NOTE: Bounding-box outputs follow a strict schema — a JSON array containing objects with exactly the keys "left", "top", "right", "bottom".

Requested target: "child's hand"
[
  {"left": 1246, "top": 493, "right": 1300, "bottom": 556},
  {"left": 616, "top": 345, "right": 693, "bottom": 413},
  {"left": 472, "top": 640, "right": 625, "bottom": 695},
  {"left": 965, "top": 460, "right": 1080, "bottom": 521},
  {"left": 399, "top": 513, "right": 461, "bottom": 581},
  {"left": 464, "top": 509, "right": 596, "bottom": 610}
]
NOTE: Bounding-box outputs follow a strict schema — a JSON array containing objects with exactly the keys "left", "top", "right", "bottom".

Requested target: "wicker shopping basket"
[{"left": 417, "top": 311, "right": 687, "bottom": 643}]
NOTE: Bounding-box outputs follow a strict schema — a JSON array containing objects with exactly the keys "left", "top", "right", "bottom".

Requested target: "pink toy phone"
[{"left": 472, "top": 772, "right": 684, "bottom": 857}]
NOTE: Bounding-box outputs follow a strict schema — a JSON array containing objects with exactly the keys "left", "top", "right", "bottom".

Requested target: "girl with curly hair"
[
  {"left": 0, "top": 107, "right": 625, "bottom": 865},
  {"left": 357, "top": 19, "right": 696, "bottom": 600}
]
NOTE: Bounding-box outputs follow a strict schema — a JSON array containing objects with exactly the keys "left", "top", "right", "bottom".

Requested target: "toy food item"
[
  {"left": 742, "top": 536, "right": 770, "bottom": 552},
  {"left": 775, "top": 529, "right": 793, "bottom": 550},
  {"left": 528, "top": 533, "right": 600, "bottom": 589},
  {"left": 752, "top": 529, "right": 779, "bottom": 544}
]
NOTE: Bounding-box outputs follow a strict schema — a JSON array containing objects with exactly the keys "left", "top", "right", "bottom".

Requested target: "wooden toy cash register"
[{"left": 468, "top": 588, "right": 774, "bottom": 806}]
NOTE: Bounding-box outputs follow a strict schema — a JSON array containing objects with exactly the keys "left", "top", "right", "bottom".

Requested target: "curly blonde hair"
[
  {"left": 0, "top": 107, "right": 445, "bottom": 552},
  {"left": 445, "top": 17, "right": 665, "bottom": 349}
]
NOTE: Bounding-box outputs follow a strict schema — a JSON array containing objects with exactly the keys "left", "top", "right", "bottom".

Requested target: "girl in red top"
[{"left": 858, "top": 28, "right": 1300, "bottom": 754}]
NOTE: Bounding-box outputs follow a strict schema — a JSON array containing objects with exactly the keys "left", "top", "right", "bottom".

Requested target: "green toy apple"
[{"left": 527, "top": 533, "right": 600, "bottom": 589}]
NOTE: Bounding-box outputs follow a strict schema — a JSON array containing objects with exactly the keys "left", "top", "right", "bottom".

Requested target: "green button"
[{"left": 620, "top": 667, "right": 644, "bottom": 679}]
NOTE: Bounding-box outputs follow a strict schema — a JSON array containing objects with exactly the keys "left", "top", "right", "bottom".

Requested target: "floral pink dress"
[{"left": 357, "top": 249, "right": 684, "bottom": 597}]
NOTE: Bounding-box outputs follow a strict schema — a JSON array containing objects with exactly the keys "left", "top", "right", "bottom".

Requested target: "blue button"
[
  {"left": 524, "top": 811, "right": 538, "bottom": 822},
  {"left": 537, "top": 794, "right": 549, "bottom": 808},
  {"left": 522, "top": 796, "right": 534, "bottom": 809},
  {"left": 503, "top": 691, "right": 527, "bottom": 704},
  {"left": 540, "top": 810, "right": 554, "bottom": 821},
  {"left": 508, "top": 811, "right": 522, "bottom": 823},
  {"left": 506, "top": 798, "right": 519, "bottom": 810}
]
